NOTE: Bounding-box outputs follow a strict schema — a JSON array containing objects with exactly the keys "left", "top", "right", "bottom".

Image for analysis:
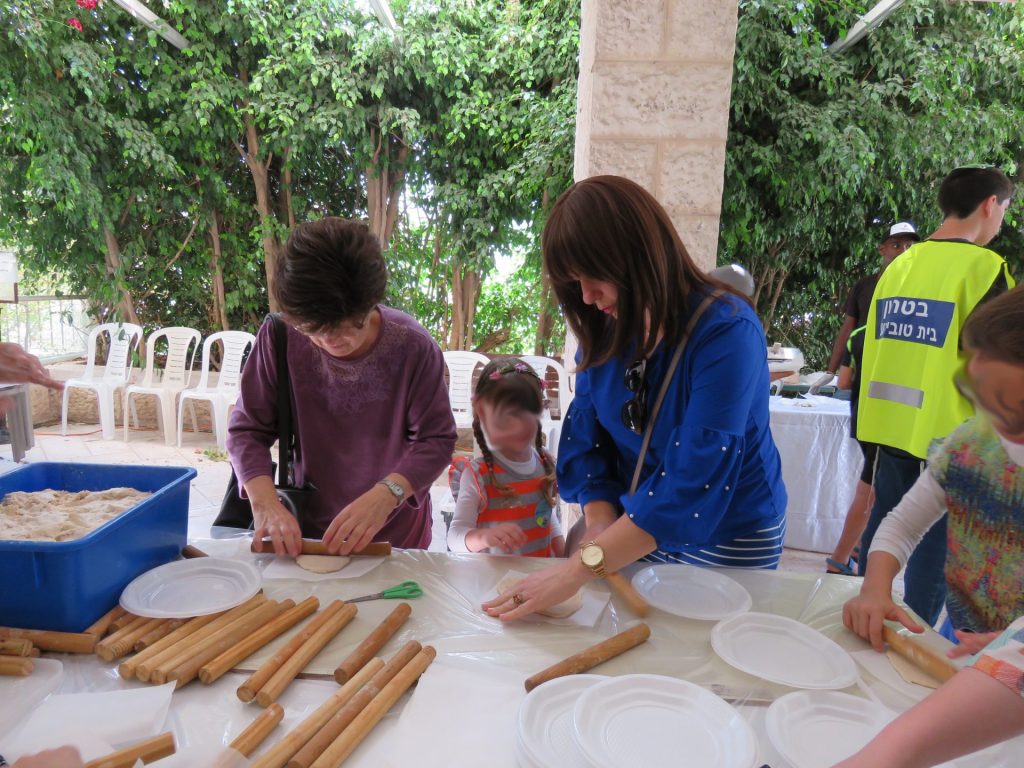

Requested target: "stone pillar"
[{"left": 574, "top": 0, "right": 739, "bottom": 271}]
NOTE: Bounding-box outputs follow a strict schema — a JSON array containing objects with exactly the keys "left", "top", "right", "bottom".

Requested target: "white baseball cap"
[{"left": 886, "top": 221, "right": 919, "bottom": 240}]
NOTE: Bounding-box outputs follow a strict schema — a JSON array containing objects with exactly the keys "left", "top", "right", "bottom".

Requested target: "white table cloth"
[{"left": 769, "top": 396, "right": 864, "bottom": 553}]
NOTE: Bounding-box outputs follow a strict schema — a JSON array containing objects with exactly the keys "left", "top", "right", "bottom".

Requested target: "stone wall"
[{"left": 575, "top": 0, "right": 739, "bottom": 270}]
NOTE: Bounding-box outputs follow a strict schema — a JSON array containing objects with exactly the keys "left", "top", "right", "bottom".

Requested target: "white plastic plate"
[
  {"left": 631, "top": 564, "right": 752, "bottom": 620},
  {"left": 516, "top": 674, "right": 605, "bottom": 768},
  {"left": 572, "top": 674, "right": 759, "bottom": 768},
  {"left": 120, "top": 557, "right": 262, "bottom": 618},
  {"left": 711, "top": 611, "right": 858, "bottom": 689}
]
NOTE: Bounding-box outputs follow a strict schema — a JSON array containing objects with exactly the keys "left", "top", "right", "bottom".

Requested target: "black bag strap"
[{"left": 267, "top": 313, "right": 294, "bottom": 487}]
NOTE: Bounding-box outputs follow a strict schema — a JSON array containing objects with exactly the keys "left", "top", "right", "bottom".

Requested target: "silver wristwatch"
[{"left": 376, "top": 478, "right": 406, "bottom": 507}]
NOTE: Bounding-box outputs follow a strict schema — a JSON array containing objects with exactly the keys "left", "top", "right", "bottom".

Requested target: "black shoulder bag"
[{"left": 213, "top": 314, "right": 318, "bottom": 531}]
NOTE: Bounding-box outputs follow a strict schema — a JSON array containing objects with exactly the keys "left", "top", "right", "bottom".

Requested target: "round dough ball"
[{"left": 295, "top": 554, "right": 351, "bottom": 574}]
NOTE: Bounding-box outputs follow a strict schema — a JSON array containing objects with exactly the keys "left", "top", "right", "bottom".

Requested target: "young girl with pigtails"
[{"left": 446, "top": 359, "right": 565, "bottom": 557}]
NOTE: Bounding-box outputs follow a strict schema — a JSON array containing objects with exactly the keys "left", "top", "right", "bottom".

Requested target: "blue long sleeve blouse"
[{"left": 557, "top": 295, "right": 787, "bottom": 552}]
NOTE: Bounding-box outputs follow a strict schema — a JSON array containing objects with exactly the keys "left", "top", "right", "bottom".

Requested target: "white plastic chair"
[
  {"left": 442, "top": 350, "right": 490, "bottom": 429},
  {"left": 61, "top": 322, "right": 143, "bottom": 440},
  {"left": 123, "top": 327, "right": 202, "bottom": 445},
  {"left": 520, "top": 355, "right": 575, "bottom": 458},
  {"left": 177, "top": 330, "right": 256, "bottom": 449}
]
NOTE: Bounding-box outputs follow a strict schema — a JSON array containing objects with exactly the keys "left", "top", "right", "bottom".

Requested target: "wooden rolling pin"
[
  {"left": 0, "top": 656, "right": 33, "bottom": 676},
  {"left": 110, "top": 612, "right": 141, "bottom": 633},
  {"left": 605, "top": 572, "right": 651, "bottom": 617},
  {"left": 334, "top": 602, "right": 412, "bottom": 684},
  {"left": 250, "top": 539, "right": 392, "bottom": 557},
  {"left": 238, "top": 600, "right": 346, "bottom": 703},
  {"left": 120, "top": 612, "right": 222, "bottom": 680},
  {"left": 0, "top": 638, "right": 34, "bottom": 657},
  {"left": 181, "top": 544, "right": 208, "bottom": 558},
  {"left": 0, "top": 626, "right": 97, "bottom": 654},
  {"left": 134, "top": 618, "right": 186, "bottom": 652},
  {"left": 256, "top": 603, "right": 358, "bottom": 707},
  {"left": 524, "top": 622, "right": 652, "bottom": 692},
  {"left": 292, "top": 641, "right": 422, "bottom": 768},
  {"left": 311, "top": 646, "right": 436, "bottom": 768},
  {"left": 200, "top": 596, "right": 320, "bottom": 684},
  {"left": 883, "top": 624, "right": 959, "bottom": 684},
  {"left": 84, "top": 605, "right": 128, "bottom": 638},
  {"left": 231, "top": 703, "right": 285, "bottom": 756},
  {"left": 249, "top": 658, "right": 385, "bottom": 768},
  {"left": 96, "top": 617, "right": 166, "bottom": 662},
  {"left": 83, "top": 732, "right": 176, "bottom": 768}
]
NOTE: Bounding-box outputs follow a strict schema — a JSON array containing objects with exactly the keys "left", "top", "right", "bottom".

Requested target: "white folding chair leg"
[
  {"left": 97, "top": 387, "right": 116, "bottom": 440},
  {"left": 159, "top": 393, "right": 177, "bottom": 446},
  {"left": 61, "top": 386, "right": 71, "bottom": 436},
  {"left": 123, "top": 392, "right": 132, "bottom": 442},
  {"left": 176, "top": 396, "right": 187, "bottom": 447},
  {"left": 211, "top": 399, "right": 229, "bottom": 450}
]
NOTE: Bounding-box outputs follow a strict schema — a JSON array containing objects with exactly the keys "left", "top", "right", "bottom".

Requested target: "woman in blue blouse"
[{"left": 485, "top": 175, "right": 787, "bottom": 621}]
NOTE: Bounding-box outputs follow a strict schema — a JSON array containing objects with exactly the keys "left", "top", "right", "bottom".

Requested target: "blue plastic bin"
[{"left": 0, "top": 462, "right": 197, "bottom": 632}]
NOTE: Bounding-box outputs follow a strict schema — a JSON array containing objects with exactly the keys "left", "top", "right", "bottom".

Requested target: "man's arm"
[{"left": 828, "top": 315, "right": 858, "bottom": 374}]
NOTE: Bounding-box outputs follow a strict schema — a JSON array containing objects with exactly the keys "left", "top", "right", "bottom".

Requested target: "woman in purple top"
[{"left": 227, "top": 218, "right": 457, "bottom": 556}]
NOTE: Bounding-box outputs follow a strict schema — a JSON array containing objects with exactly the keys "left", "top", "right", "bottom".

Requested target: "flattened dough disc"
[{"left": 295, "top": 554, "right": 351, "bottom": 573}]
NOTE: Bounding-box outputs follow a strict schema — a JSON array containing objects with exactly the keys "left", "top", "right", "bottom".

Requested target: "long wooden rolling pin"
[
  {"left": 333, "top": 602, "right": 412, "bottom": 684},
  {"left": 119, "top": 612, "right": 223, "bottom": 680},
  {"left": 110, "top": 612, "right": 141, "bottom": 633},
  {"left": 96, "top": 617, "right": 167, "bottom": 662},
  {"left": 0, "top": 638, "right": 34, "bottom": 656},
  {"left": 238, "top": 600, "right": 346, "bottom": 703},
  {"left": 605, "top": 572, "right": 651, "bottom": 617},
  {"left": 524, "top": 622, "right": 652, "bottom": 692},
  {"left": 256, "top": 603, "right": 358, "bottom": 707},
  {"left": 0, "top": 656, "right": 33, "bottom": 676},
  {"left": 249, "top": 658, "right": 385, "bottom": 768},
  {"left": 84, "top": 605, "right": 128, "bottom": 638},
  {"left": 0, "top": 626, "right": 97, "bottom": 654},
  {"left": 311, "top": 646, "right": 437, "bottom": 768},
  {"left": 291, "top": 641, "right": 422, "bottom": 768},
  {"left": 231, "top": 703, "right": 285, "bottom": 756},
  {"left": 83, "top": 732, "right": 176, "bottom": 768},
  {"left": 883, "top": 624, "right": 959, "bottom": 684},
  {"left": 134, "top": 618, "right": 186, "bottom": 652},
  {"left": 200, "top": 596, "right": 320, "bottom": 684},
  {"left": 250, "top": 539, "right": 392, "bottom": 557}
]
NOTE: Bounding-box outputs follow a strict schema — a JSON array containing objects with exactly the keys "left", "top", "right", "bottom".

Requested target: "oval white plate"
[
  {"left": 516, "top": 674, "right": 605, "bottom": 768},
  {"left": 572, "top": 674, "right": 759, "bottom": 768},
  {"left": 631, "top": 564, "right": 752, "bottom": 620},
  {"left": 120, "top": 558, "right": 262, "bottom": 618},
  {"left": 766, "top": 689, "right": 897, "bottom": 768},
  {"left": 711, "top": 611, "right": 858, "bottom": 689}
]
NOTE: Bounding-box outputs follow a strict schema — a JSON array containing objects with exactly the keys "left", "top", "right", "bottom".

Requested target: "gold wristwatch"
[{"left": 580, "top": 541, "right": 607, "bottom": 578}]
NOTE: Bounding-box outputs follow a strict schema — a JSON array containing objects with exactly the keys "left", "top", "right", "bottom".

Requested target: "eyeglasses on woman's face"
[{"left": 621, "top": 358, "right": 647, "bottom": 434}]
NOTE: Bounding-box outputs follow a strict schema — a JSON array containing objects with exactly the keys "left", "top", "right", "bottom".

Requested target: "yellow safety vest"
[{"left": 857, "top": 240, "right": 1014, "bottom": 458}]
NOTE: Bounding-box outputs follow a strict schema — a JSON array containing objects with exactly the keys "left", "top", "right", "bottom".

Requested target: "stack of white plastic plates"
[
  {"left": 631, "top": 564, "right": 752, "bottom": 620},
  {"left": 515, "top": 673, "right": 759, "bottom": 768},
  {"left": 120, "top": 557, "right": 262, "bottom": 618},
  {"left": 711, "top": 611, "right": 859, "bottom": 689}
]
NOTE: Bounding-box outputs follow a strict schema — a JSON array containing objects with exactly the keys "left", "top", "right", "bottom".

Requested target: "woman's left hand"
[
  {"left": 948, "top": 629, "right": 1002, "bottom": 658},
  {"left": 482, "top": 559, "right": 590, "bottom": 621},
  {"left": 322, "top": 484, "right": 395, "bottom": 555}
]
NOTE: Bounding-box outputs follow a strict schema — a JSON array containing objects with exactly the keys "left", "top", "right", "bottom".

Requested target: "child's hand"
[
  {"left": 469, "top": 523, "right": 528, "bottom": 553},
  {"left": 843, "top": 589, "right": 924, "bottom": 651},
  {"left": 948, "top": 629, "right": 1002, "bottom": 658}
]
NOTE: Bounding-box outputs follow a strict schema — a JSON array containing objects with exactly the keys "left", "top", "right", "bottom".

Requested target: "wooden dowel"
[
  {"left": 166, "top": 601, "right": 291, "bottom": 689},
  {"left": 883, "top": 625, "right": 959, "bottom": 683},
  {"left": 0, "top": 638, "right": 34, "bottom": 656},
  {"left": 84, "top": 605, "right": 127, "bottom": 638},
  {"left": 110, "top": 612, "right": 141, "bottom": 633},
  {"left": 201, "top": 597, "right": 319, "bottom": 684},
  {"left": 181, "top": 544, "right": 208, "bottom": 558},
  {"left": 333, "top": 602, "right": 412, "bottom": 685},
  {"left": 230, "top": 703, "right": 285, "bottom": 757},
  {"left": 120, "top": 612, "right": 221, "bottom": 681},
  {"left": 237, "top": 600, "right": 346, "bottom": 703},
  {"left": 606, "top": 572, "right": 651, "bottom": 617},
  {"left": 0, "top": 626, "right": 97, "bottom": 654},
  {"left": 83, "top": 732, "right": 175, "bottom": 768},
  {"left": 250, "top": 539, "right": 392, "bottom": 557},
  {"left": 524, "top": 622, "right": 651, "bottom": 692},
  {"left": 29, "top": 646, "right": 40, "bottom": 657},
  {"left": 291, "top": 641, "right": 421, "bottom": 768},
  {"left": 0, "top": 656, "right": 33, "bottom": 676},
  {"left": 249, "top": 658, "right": 384, "bottom": 768},
  {"left": 255, "top": 603, "right": 358, "bottom": 707},
  {"left": 150, "top": 595, "right": 271, "bottom": 685},
  {"left": 96, "top": 617, "right": 166, "bottom": 662},
  {"left": 134, "top": 618, "right": 186, "bottom": 652},
  {"left": 311, "top": 646, "right": 436, "bottom": 768}
]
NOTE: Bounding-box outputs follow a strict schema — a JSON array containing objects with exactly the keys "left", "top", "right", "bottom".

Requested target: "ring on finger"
[{"left": 512, "top": 592, "right": 525, "bottom": 607}]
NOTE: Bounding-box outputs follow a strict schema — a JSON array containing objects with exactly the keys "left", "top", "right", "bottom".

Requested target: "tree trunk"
[
  {"left": 365, "top": 126, "right": 409, "bottom": 249},
  {"left": 209, "top": 212, "right": 230, "bottom": 331},
  {"left": 764, "top": 266, "right": 789, "bottom": 330},
  {"left": 103, "top": 228, "right": 140, "bottom": 326},
  {"left": 474, "top": 328, "right": 511, "bottom": 353},
  {"left": 448, "top": 262, "right": 481, "bottom": 350},
  {"left": 534, "top": 271, "right": 556, "bottom": 355}
]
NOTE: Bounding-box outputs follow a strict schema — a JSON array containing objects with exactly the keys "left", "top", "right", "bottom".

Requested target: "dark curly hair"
[{"left": 274, "top": 217, "right": 387, "bottom": 333}]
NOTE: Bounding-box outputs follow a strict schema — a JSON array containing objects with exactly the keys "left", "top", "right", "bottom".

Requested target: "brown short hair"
[
  {"left": 274, "top": 217, "right": 387, "bottom": 332},
  {"left": 542, "top": 175, "right": 744, "bottom": 369},
  {"left": 938, "top": 166, "right": 1015, "bottom": 219},
  {"left": 962, "top": 284, "right": 1024, "bottom": 366}
]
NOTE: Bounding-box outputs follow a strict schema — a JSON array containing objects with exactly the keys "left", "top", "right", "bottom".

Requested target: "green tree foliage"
[{"left": 722, "top": 0, "right": 1024, "bottom": 368}]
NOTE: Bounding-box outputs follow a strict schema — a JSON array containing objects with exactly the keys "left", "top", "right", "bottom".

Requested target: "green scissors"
[{"left": 346, "top": 580, "right": 423, "bottom": 603}]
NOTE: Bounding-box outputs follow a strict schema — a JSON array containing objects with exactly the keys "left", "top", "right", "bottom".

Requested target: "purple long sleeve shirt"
[{"left": 226, "top": 306, "right": 457, "bottom": 548}]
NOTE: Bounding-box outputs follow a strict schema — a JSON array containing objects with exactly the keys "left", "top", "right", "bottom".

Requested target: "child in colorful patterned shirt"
[
  {"left": 446, "top": 359, "right": 565, "bottom": 557},
  {"left": 844, "top": 284, "right": 1024, "bottom": 655}
]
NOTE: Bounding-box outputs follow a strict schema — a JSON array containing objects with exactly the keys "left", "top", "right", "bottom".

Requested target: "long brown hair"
[
  {"left": 471, "top": 360, "right": 557, "bottom": 507},
  {"left": 962, "top": 284, "right": 1024, "bottom": 365},
  {"left": 542, "top": 175, "right": 746, "bottom": 369}
]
